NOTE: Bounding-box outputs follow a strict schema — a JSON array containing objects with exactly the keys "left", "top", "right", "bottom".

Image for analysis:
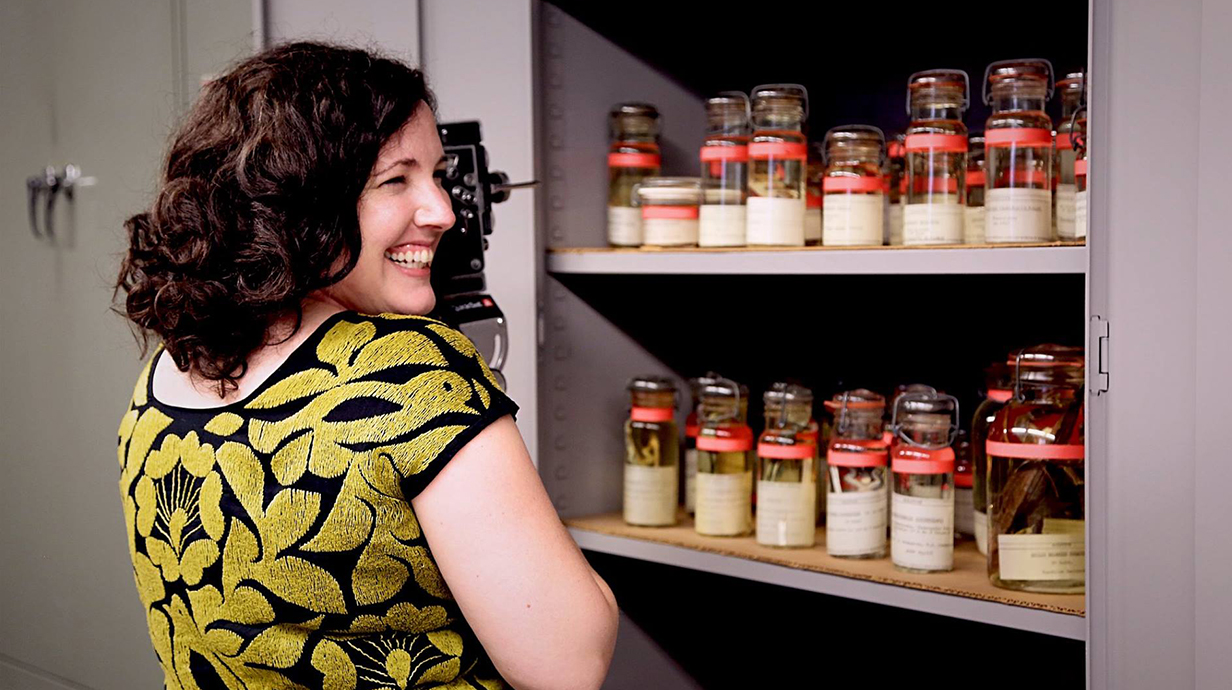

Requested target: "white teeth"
[{"left": 385, "top": 248, "right": 433, "bottom": 267}]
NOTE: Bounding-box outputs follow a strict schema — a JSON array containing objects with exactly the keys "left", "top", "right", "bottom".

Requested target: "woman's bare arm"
[{"left": 411, "top": 416, "right": 619, "bottom": 690}]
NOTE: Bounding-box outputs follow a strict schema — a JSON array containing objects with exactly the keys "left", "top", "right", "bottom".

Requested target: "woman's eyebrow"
[{"left": 374, "top": 157, "right": 416, "bottom": 176}]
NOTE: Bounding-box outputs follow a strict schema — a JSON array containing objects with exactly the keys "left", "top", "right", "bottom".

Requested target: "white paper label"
[
  {"left": 746, "top": 197, "right": 805, "bottom": 246},
  {"left": 963, "top": 206, "right": 986, "bottom": 244},
  {"left": 684, "top": 449, "right": 698, "bottom": 512},
  {"left": 1075, "top": 190, "right": 1088, "bottom": 239},
  {"left": 889, "top": 202, "right": 904, "bottom": 245},
  {"left": 804, "top": 207, "right": 822, "bottom": 243},
  {"left": 903, "top": 200, "right": 964, "bottom": 245},
  {"left": 974, "top": 509, "right": 989, "bottom": 556},
  {"left": 695, "top": 471, "right": 752, "bottom": 535},
  {"left": 997, "top": 533, "right": 1085, "bottom": 581},
  {"left": 698, "top": 205, "right": 747, "bottom": 247},
  {"left": 623, "top": 464, "right": 677, "bottom": 526},
  {"left": 642, "top": 218, "right": 698, "bottom": 247},
  {"left": 826, "top": 487, "right": 888, "bottom": 556},
  {"left": 954, "top": 486, "right": 974, "bottom": 536},
  {"left": 985, "top": 188, "right": 1052, "bottom": 242},
  {"left": 1055, "top": 184, "right": 1078, "bottom": 239},
  {"left": 607, "top": 206, "right": 642, "bottom": 246},
  {"left": 756, "top": 480, "right": 816, "bottom": 547},
  {"left": 823, "top": 193, "right": 884, "bottom": 246},
  {"left": 891, "top": 493, "right": 954, "bottom": 571}
]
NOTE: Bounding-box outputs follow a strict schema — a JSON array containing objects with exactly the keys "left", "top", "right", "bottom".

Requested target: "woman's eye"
[
  {"left": 433, "top": 170, "right": 448, "bottom": 185},
  {"left": 381, "top": 176, "right": 405, "bottom": 187}
]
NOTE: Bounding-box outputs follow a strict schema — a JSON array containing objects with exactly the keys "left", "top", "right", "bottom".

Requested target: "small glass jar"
[
  {"left": 903, "top": 69, "right": 969, "bottom": 245},
  {"left": 756, "top": 384, "right": 817, "bottom": 548},
  {"left": 1054, "top": 72, "right": 1084, "bottom": 240},
  {"left": 971, "top": 363, "right": 1012, "bottom": 556},
  {"left": 952, "top": 429, "right": 974, "bottom": 539},
  {"left": 988, "top": 345, "right": 1085, "bottom": 593},
  {"left": 700, "top": 93, "right": 750, "bottom": 247},
  {"left": 822, "top": 125, "right": 886, "bottom": 246},
  {"left": 634, "top": 177, "right": 702, "bottom": 247},
  {"left": 805, "top": 143, "right": 824, "bottom": 246},
  {"left": 983, "top": 59, "right": 1054, "bottom": 243},
  {"left": 886, "top": 135, "right": 906, "bottom": 245},
  {"left": 824, "top": 390, "right": 889, "bottom": 559},
  {"left": 964, "top": 133, "right": 987, "bottom": 243},
  {"left": 889, "top": 391, "right": 959, "bottom": 573},
  {"left": 623, "top": 376, "right": 679, "bottom": 527},
  {"left": 683, "top": 373, "right": 722, "bottom": 515},
  {"left": 607, "top": 103, "right": 661, "bottom": 247},
  {"left": 1075, "top": 157, "right": 1088, "bottom": 238},
  {"left": 746, "top": 84, "right": 809, "bottom": 246},
  {"left": 695, "top": 379, "right": 754, "bottom": 537}
]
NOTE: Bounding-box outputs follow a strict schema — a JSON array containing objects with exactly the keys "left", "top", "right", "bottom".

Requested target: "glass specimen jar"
[
  {"left": 1075, "top": 157, "right": 1088, "bottom": 238},
  {"left": 964, "top": 133, "right": 987, "bottom": 243},
  {"left": 746, "top": 84, "right": 809, "bottom": 246},
  {"left": 903, "top": 69, "right": 970, "bottom": 245},
  {"left": 699, "top": 93, "right": 750, "bottom": 247},
  {"left": 607, "top": 103, "right": 661, "bottom": 247},
  {"left": 695, "top": 378, "right": 754, "bottom": 537},
  {"left": 983, "top": 59, "right": 1054, "bottom": 243},
  {"left": 634, "top": 177, "right": 702, "bottom": 247},
  {"left": 1054, "top": 72, "right": 1084, "bottom": 239},
  {"left": 988, "top": 345, "right": 1085, "bottom": 593},
  {"left": 886, "top": 135, "right": 906, "bottom": 245},
  {"left": 623, "top": 376, "right": 679, "bottom": 527},
  {"left": 971, "top": 363, "right": 1012, "bottom": 556},
  {"left": 805, "top": 142, "right": 824, "bottom": 246},
  {"left": 824, "top": 390, "right": 889, "bottom": 559},
  {"left": 953, "top": 429, "right": 974, "bottom": 539},
  {"left": 889, "top": 391, "right": 959, "bottom": 573},
  {"left": 822, "top": 125, "right": 886, "bottom": 246},
  {"left": 756, "top": 384, "right": 817, "bottom": 548},
  {"left": 683, "top": 373, "right": 722, "bottom": 515}
]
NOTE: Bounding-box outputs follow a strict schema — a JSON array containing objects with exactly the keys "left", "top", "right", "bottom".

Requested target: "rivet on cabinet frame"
[
  {"left": 554, "top": 405, "right": 568, "bottom": 420},
  {"left": 553, "top": 375, "right": 568, "bottom": 390},
  {"left": 553, "top": 345, "right": 571, "bottom": 360},
  {"left": 554, "top": 464, "right": 570, "bottom": 481},
  {"left": 554, "top": 435, "right": 568, "bottom": 451}
]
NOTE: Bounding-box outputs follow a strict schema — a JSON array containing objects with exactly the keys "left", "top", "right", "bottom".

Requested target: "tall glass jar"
[
  {"left": 822, "top": 125, "right": 886, "bottom": 246},
  {"left": 756, "top": 384, "right": 817, "bottom": 548},
  {"left": 1072, "top": 105, "right": 1089, "bottom": 240},
  {"left": 607, "top": 103, "right": 661, "bottom": 247},
  {"left": 971, "top": 363, "right": 1012, "bottom": 556},
  {"left": 903, "top": 69, "right": 969, "bottom": 245},
  {"left": 825, "top": 390, "right": 889, "bottom": 559},
  {"left": 700, "top": 93, "right": 750, "bottom": 247},
  {"left": 683, "top": 373, "right": 721, "bottom": 515},
  {"left": 889, "top": 391, "right": 959, "bottom": 573},
  {"left": 988, "top": 345, "right": 1085, "bottom": 593},
  {"left": 623, "top": 376, "right": 679, "bottom": 527},
  {"left": 953, "top": 429, "right": 974, "bottom": 539},
  {"left": 1054, "top": 72, "right": 1084, "bottom": 240},
  {"left": 746, "top": 84, "right": 809, "bottom": 246},
  {"left": 695, "top": 379, "right": 753, "bottom": 537},
  {"left": 805, "top": 142, "right": 824, "bottom": 246},
  {"left": 886, "top": 135, "right": 906, "bottom": 245},
  {"left": 964, "top": 133, "right": 987, "bottom": 243},
  {"left": 634, "top": 177, "right": 702, "bottom": 247},
  {"left": 983, "top": 59, "right": 1054, "bottom": 243}
]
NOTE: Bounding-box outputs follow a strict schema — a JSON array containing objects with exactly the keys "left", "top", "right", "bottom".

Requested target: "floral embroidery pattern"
[{"left": 117, "top": 313, "right": 515, "bottom": 689}]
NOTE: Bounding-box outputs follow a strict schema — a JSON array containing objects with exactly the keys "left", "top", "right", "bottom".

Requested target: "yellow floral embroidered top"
[{"left": 116, "top": 312, "right": 518, "bottom": 689}]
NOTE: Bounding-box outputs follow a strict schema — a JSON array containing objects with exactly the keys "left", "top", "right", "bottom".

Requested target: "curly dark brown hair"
[{"left": 116, "top": 41, "right": 435, "bottom": 396}]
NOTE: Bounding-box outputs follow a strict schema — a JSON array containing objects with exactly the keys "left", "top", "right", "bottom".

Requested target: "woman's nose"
[{"left": 418, "top": 183, "right": 457, "bottom": 234}]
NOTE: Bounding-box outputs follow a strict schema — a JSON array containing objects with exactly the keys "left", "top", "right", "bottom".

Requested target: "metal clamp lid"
[
  {"left": 708, "top": 90, "right": 752, "bottom": 121},
  {"left": 750, "top": 83, "right": 809, "bottom": 121},
  {"left": 700, "top": 375, "right": 745, "bottom": 422},
  {"left": 822, "top": 124, "right": 887, "bottom": 165},
  {"left": 889, "top": 391, "right": 960, "bottom": 449},
  {"left": 983, "top": 58, "right": 1055, "bottom": 106},
  {"left": 905, "top": 69, "right": 971, "bottom": 116}
]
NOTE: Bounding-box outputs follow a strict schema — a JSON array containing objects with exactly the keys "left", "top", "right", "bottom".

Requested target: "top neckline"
[{"left": 146, "top": 310, "right": 354, "bottom": 414}]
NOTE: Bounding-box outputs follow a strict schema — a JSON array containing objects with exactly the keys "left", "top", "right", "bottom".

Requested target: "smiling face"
[{"left": 314, "top": 102, "right": 456, "bottom": 316}]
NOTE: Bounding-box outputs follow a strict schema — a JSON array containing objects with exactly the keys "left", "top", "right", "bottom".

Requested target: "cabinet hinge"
[{"left": 1091, "top": 315, "right": 1110, "bottom": 395}]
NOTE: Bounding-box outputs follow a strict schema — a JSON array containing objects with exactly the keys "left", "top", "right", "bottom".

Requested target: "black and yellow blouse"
[{"left": 116, "top": 311, "right": 518, "bottom": 689}]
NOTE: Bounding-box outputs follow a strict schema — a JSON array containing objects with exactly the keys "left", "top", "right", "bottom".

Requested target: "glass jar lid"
[
  {"left": 1008, "top": 344, "right": 1085, "bottom": 388},
  {"left": 1057, "top": 71, "right": 1086, "bottom": 95},
  {"left": 634, "top": 177, "right": 703, "bottom": 206},
  {"left": 891, "top": 390, "right": 960, "bottom": 447},
  {"left": 823, "top": 125, "right": 886, "bottom": 165},
  {"left": 610, "top": 102, "right": 660, "bottom": 137},
  {"left": 764, "top": 382, "right": 813, "bottom": 406},
  {"left": 968, "top": 132, "right": 986, "bottom": 155},
  {"left": 706, "top": 91, "right": 751, "bottom": 125},
  {"left": 906, "top": 68, "right": 970, "bottom": 113},
  {"left": 628, "top": 375, "right": 675, "bottom": 393},
  {"left": 750, "top": 83, "right": 808, "bottom": 123},
  {"left": 699, "top": 378, "right": 749, "bottom": 422},
  {"left": 983, "top": 58, "right": 1054, "bottom": 103}
]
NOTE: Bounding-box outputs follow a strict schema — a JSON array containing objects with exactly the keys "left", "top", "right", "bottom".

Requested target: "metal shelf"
[
  {"left": 547, "top": 242, "right": 1087, "bottom": 275},
  {"left": 567, "top": 513, "right": 1085, "bottom": 640}
]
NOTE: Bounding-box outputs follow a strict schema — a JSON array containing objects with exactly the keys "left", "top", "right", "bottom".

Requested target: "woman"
[{"left": 115, "top": 42, "right": 618, "bottom": 690}]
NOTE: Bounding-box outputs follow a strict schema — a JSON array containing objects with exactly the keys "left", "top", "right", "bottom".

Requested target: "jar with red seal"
[
  {"left": 1054, "top": 72, "right": 1085, "bottom": 239},
  {"left": 903, "top": 69, "right": 970, "bottom": 245},
  {"left": 953, "top": 429, "right": 974, "bottom": 539},
  {"left": 822, "top": 125, "right": 886, "bottom": 246},
  {"left": 971, "top": 363, "right": 1013, "bottom": 556},
  {"left": 824, "top": 390, "right": 889, "bottom": 559},
  {"left": 623, "top": 376, "right": 679, "bottom": 527},
  {"left": 699, "top": 93, "right": 751, "bottom": 247},
  {"left": 983, "top": 59, "right": 1054, "bottom": 243},
  {"left": 683, "top": 373, "right": 723, "bottom": 514},
  {"left": 805, "top": 142, "right": 824, "bottom": 246},
  {"left": 886, "top": 134, "right": 906, "bottom": 245},
  {"left": 756, "top": 383, "right": 817, "bottom": 548},
  {"left": 1075, "top": 155, "right": 1088, "bottom": 239},
  {"left": 889, "top": 390, "right": 959, "bottom": 573},
  {"left": 988, "top": 345, "right": 1085, "bottom": 593},
  {"left": 746, "top": 84, "right": 809, "bottom": 246},
  {"left": 695, "top": 378, "right": 754, "bottom": 537},
  {"left": 607, "top": 103, "right": 662, "bottom": 247},
  {"left": 964, "top": 133, "right": 987, "bottom": 243},
  {"left": 634, "top": 177, "right": 702, "bottom": 247}
]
